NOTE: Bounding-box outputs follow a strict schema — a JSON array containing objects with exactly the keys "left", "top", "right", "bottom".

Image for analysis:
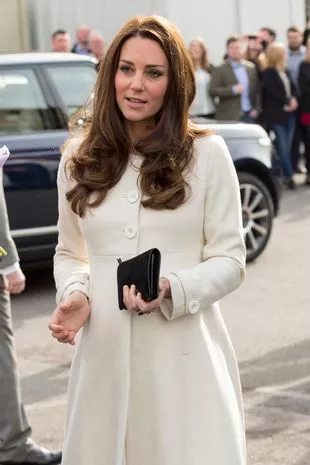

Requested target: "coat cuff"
[
  {"left": 0, "top": 261, "right": 20, "bottom": 276},
  {"left": 56, "top": 273, "right": 90, "bottom": 303},
  {"left": 160, "top": 273, "right": 186, "bottom": 321}
]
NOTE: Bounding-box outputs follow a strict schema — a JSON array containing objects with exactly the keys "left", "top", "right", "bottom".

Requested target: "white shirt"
[
  {"left": 278, "top": 71, "right": 292, "bottom": 100},
  {"left": 0, "top": 261, "right": 20, "bottom": 275},
  {"left": 190, "top": 68, "right": 215, "bottom": 116}
]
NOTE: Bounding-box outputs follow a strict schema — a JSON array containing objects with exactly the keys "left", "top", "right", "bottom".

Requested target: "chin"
[{"left": 122, "top": 111, "right": 149, "bottom": 122}]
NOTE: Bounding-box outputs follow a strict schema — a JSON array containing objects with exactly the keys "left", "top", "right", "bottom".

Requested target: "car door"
[
  {"left": 0, "top": 64, "right": 66, "bottom": 264},
  {"left": 0, "top": 61, "right": 97, "bottom": 265}
]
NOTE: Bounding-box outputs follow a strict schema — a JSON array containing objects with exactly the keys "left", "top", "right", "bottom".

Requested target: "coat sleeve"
[
  {"left": 160, "top": 135, "right": 246, "bottom": 321},
  {"left": 54, "top": 139, "right": 90, "bottom": 304},
  {"left": 262, "top": 69, "right": 289, "bottom": 105},
  {"left": 0, "top": 169, "right": 19, "bottom": 270},
  {"left": 251, "top": 67, "right": 262, "bottom": 113}
]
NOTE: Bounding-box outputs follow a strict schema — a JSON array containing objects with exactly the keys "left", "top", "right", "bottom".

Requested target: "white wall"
[
  {"left": 0, "top": 0, "right": 29, "bottom": 51},
  {"left": 28, "top": 0, "right": 306, "bottom": 63}
]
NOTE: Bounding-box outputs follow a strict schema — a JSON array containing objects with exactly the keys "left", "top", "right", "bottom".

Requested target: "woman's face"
[
  {"left": 115, "top": 36, "right": 169, "bottom": 131},
  {"left": 189, "top": 40, "right": 203, "bottom": 61}
]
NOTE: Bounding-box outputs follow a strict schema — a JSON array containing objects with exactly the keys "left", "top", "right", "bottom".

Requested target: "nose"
[{"left": 130, "top": 72, "right": 145, "bottom": 91}]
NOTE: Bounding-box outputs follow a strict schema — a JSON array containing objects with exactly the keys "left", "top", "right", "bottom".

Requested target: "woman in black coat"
[
  {"left": 298, "top": 38, "right": 310, "bottom": 185},
  {"left": 262, "top": 42, "right": 298, "bottom": 189}
]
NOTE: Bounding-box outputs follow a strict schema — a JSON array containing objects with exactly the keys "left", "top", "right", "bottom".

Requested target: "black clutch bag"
[{"left": 117, "top": 248, "right": 161, "bottom": 310}]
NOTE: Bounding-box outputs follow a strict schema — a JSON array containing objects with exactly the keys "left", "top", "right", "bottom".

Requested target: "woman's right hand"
[{"left": 48, "top": 291, "right": 91, "bottom": 345}]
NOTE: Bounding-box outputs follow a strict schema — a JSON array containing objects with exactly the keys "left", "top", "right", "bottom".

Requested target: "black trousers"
[
  {"left": 301, "top": 124, "right": 310, "bottom": 172},
  {"left": 291, "top": 117, "right": 306, "bottom": 171}
]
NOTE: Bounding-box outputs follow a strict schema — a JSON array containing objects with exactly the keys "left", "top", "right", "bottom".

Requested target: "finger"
[
  {"left": 136, "top": 293, "right": 155, "bottom": 314},
  {"left": 49, "top": 323, "right": 64, "bottom": 332},
  {"left": 68, "top": 331, "right": 76, "bottom": 345},
  {"left": 8, "top": 282, "right": 17, "bottom": 292},
  {"left": 136, "top": 289, "right": 165, "bottom": 313},
  {"left": 51, "top": 330, "right": 69, "bottom": 340},
  {"left": 136, "top": 292, "right": 147, "bottom": 312},
  {"left": 57, "top": 335, "right": 72, "bottom": 344},
  {"left": 129, "top": 285, "right": 139, "bottom": 311},
  {"left": 129, "top": 284, "right": 137, "bottom": 303},
  {"left": 48, "top": 314, "right": 61, "bottom": 326},
  {"left": 58, "top": 330, "right": 76, "bottom": 345},
  {"left": 123, "top": 285, "right": 130, "bottom": 309},
  {"left": 14, "top": 283, "right": 25, "bottom": 294}
]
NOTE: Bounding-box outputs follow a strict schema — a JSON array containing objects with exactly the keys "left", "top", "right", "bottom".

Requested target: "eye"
[
  {"left": 120, "top": 65, "right": 133, "bottom": 74},
  {"left": 148, "top": 69, "right": 162, "bottom": 78}
]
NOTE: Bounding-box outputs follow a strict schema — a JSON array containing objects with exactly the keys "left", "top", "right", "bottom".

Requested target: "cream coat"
[{"left": 54, "top": 134, "right": 247, "bottom": 465}]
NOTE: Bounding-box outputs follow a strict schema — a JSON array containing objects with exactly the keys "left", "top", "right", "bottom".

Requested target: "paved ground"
[{"left": 11, "top": 179, "right": 310, "bottom": 465}]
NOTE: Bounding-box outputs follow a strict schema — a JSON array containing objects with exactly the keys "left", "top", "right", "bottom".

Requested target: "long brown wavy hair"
[{"left": 65, "top": 15, "right": 211, "bottom": 217}]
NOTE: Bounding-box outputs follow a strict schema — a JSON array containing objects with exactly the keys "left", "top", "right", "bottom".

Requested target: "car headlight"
[{"left": 258, "top": 136, "right": 272, "bottom": 147}]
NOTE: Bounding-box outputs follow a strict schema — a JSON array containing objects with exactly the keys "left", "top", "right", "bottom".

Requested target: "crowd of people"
[
  {"left": 50, "top": 21, "right": 310, "bottom": 189},
  {"left": 51, "top": 24, "right": 105, "bottom": 61},
  {"left": 188, "top": 25, "right": 310, "bottom": 189},
  {"left": 49, "top": 22, "right": 310, "bottom": 189}
]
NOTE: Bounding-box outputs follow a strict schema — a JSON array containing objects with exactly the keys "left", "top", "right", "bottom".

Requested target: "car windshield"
[
  {"left": 45, "top": 64, "right": 97, "bottom": 116},
  {"left": 0, "top": 68, "right": 51, "bottom": 134}
]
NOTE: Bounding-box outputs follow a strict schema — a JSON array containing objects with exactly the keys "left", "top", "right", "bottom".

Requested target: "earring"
[{"left": 168, "top": 152, "right": 176, "bottom": 169}]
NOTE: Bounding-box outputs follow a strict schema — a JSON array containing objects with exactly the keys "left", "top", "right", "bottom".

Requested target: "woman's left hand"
[
  {"left": 123, "top": 278, "right": 171, "bottom": 315},
  {"left": 288, "top": 97, "right": 298, "bottom": 112}
]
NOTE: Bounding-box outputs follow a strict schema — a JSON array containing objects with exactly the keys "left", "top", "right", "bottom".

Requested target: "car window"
[
  {"left": 0, "top": 68, "right": 52, "bottom": 135},
  {"left": 46, "top": 64, "right": 97, "bottom": 116}
]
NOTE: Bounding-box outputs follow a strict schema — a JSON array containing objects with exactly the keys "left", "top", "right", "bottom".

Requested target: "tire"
[{"left": 237, "top": 171, "right": 274, "bottom": 262}]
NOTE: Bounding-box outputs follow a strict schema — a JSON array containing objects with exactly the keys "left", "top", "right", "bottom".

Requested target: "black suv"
[{"left": 0, "top": 53, "right": 280, "bottom": 266}]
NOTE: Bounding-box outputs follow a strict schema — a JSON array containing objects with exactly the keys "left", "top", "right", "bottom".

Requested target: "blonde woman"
[
  {"left": 298, "top": 37, "right": 310, "bottom": 184},
  {"left": 262, "top": 42, "right": 298, "bottom": 188},
  {"left": 189, "top": 38, "right": 215, "bottom": 118}
]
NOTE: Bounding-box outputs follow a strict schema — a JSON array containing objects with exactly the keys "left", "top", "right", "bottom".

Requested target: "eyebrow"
[{"left": 120, "top": 59, "right": 166, "bottom": 68}]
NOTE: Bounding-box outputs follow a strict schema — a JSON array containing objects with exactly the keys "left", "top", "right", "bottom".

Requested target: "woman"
[
  {"left": 49, "top": 16, "right": 246, "bottom": 465},
  {"left": 261, "top": 42, "right": 298, "bottom": 189},
  {"left": 298, "top": 37, "right": 310, "bottom": 185},
  {"left": 188, "top": 37, "right": 215, "bottom": 118}
]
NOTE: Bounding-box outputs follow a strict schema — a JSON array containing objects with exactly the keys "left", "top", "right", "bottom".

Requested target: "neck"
[
  {"left": 127, "top": 119, "right": 156, "bottom": 143},
  {"left": 289, "top": 46, "right": 301, "bottom": 52}
]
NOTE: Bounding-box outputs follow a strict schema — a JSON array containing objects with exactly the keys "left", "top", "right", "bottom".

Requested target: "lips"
[{"left": 126, "top": 97, "right": 147, "bottom": 104}]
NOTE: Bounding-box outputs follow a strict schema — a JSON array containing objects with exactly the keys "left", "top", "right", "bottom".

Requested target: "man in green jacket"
[{"left": 210, "top": 35, "right": 261, "bottom": 122}]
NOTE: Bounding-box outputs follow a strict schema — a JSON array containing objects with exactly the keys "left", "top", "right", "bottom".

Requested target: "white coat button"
[
  {"left": 188, "top": 300, "right": 200, "bottom": 314},
  {"left": 125, "top": 225, "right": 137, "bottom": 239},
  {"left": 127, "top": 190, "right": 139, "bottom": 203}
]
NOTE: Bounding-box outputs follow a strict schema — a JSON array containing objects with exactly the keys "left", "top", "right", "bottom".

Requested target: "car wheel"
[{"left": 238, "top": 171, "right": 274, "bottom": 262}]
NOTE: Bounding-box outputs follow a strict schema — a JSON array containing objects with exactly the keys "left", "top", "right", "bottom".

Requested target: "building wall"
[
  {"left": 28, "top": 0, "right": 306, "bottom": 63},
  {"left": 0, "top": 0, "right": 29, "bottom": 52}
]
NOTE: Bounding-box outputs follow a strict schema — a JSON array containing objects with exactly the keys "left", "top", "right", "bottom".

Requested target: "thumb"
[{"left": 59, "top": 299, "right": 72, "bottom": 312}]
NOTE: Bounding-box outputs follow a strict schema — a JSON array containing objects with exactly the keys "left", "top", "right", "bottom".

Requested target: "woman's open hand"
[{"left": 48, "top": 291, "right": 91, "bottom": 345}]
